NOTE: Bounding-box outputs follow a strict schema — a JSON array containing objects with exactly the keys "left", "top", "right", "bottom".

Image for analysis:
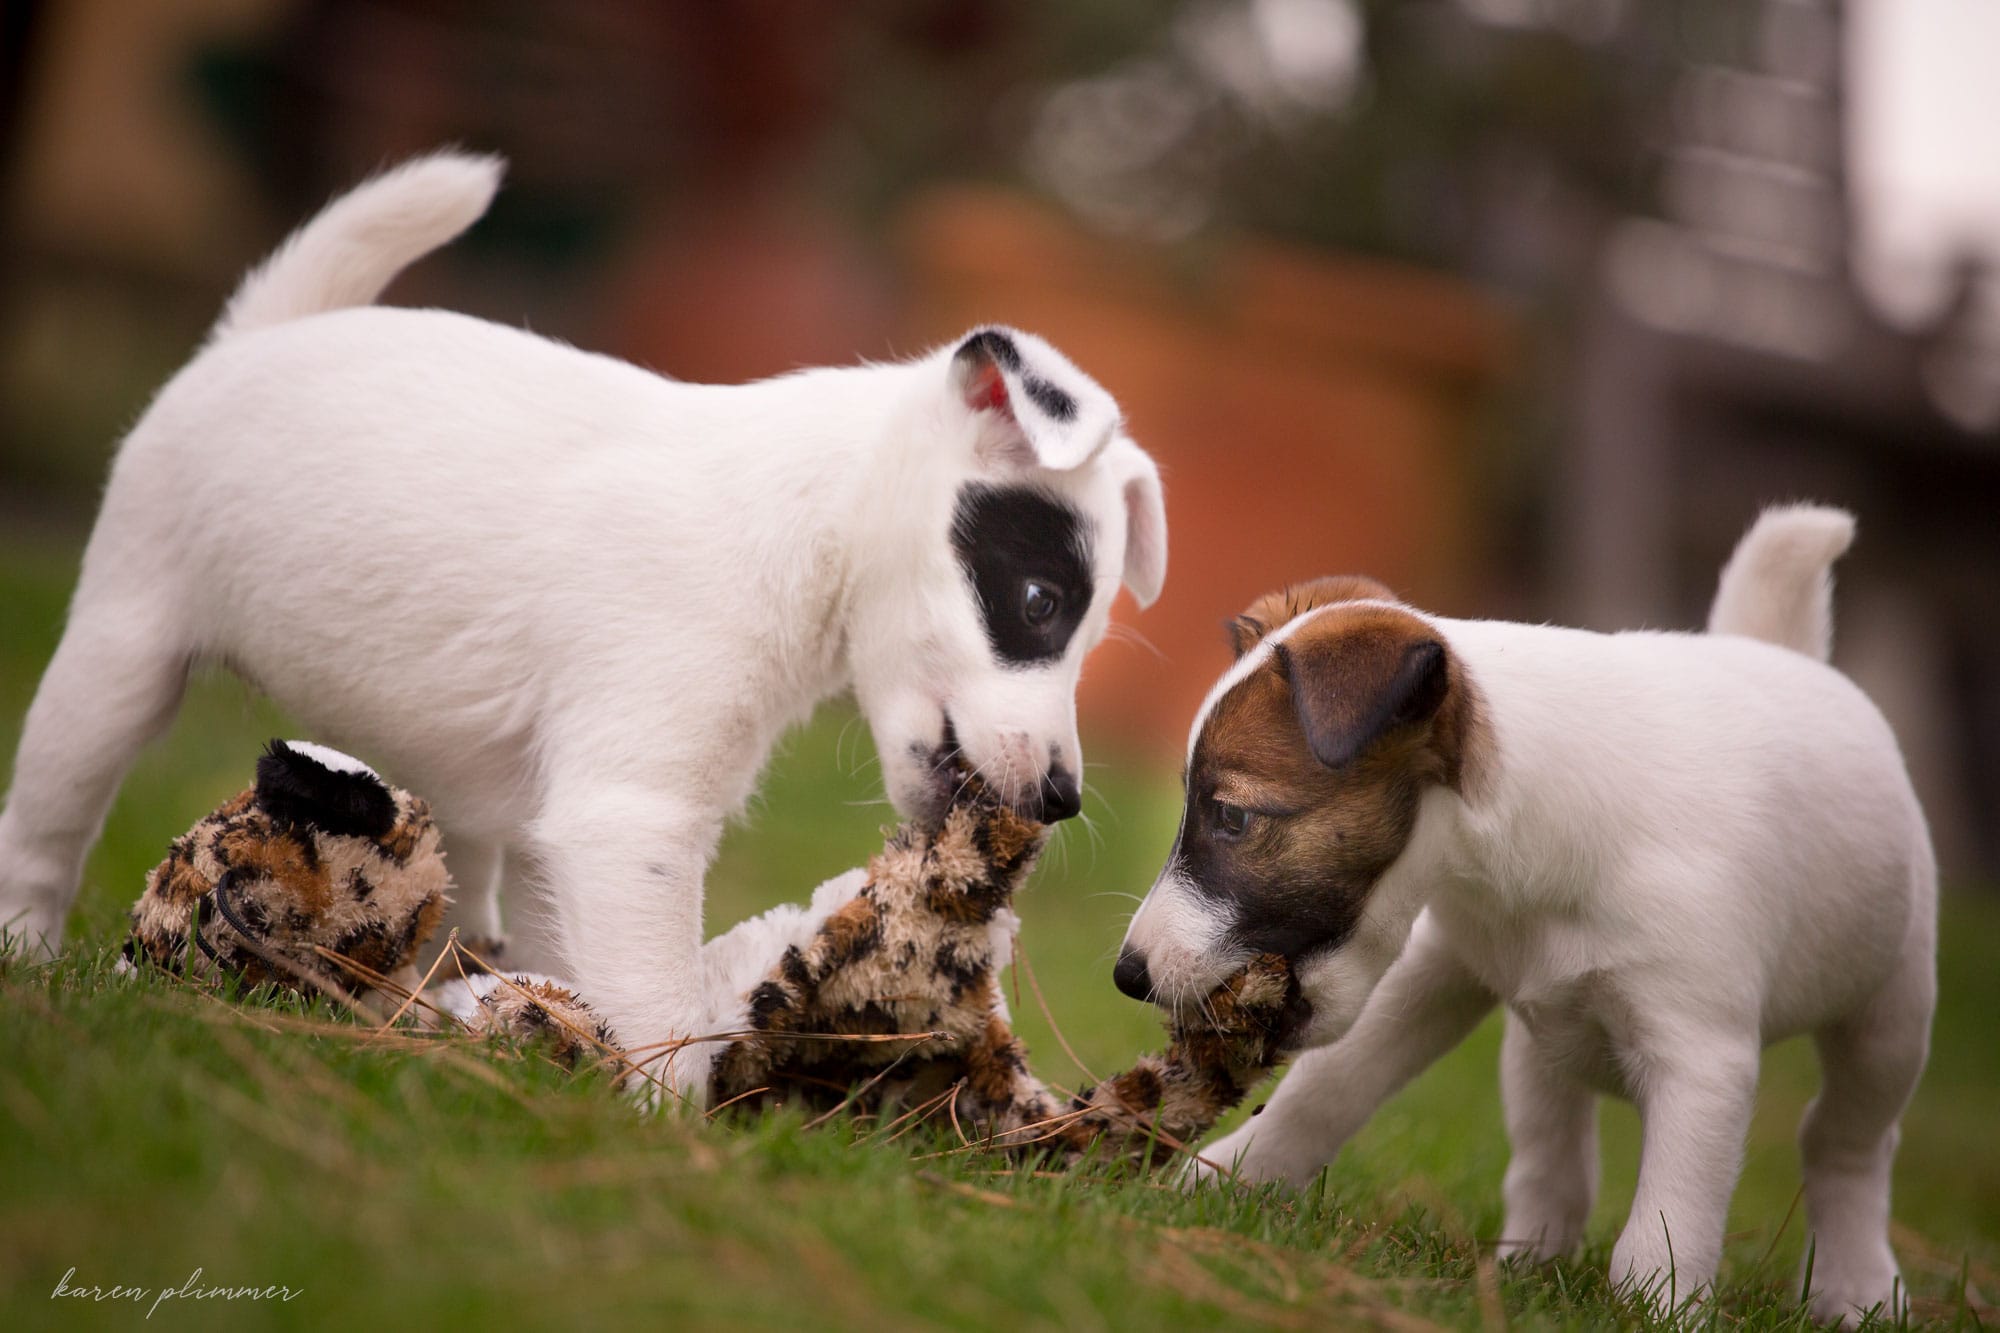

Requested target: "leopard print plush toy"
[
  {"left": 699, "top": 778, "right": 1302, "bottom": 1163},
  {"left": 130, "top": 744, "right": 1300, "bottom": 1164},
  {"left": 125, "top": 740, "right": 451, "bottom": 996}
]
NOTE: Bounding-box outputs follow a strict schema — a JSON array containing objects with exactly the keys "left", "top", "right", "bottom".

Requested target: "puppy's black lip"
[
  {"left": 1272, "top": 976, "right": 1314, "bottom": 1055},
  {"left": 910, "top": 714, "right": 1050, "bottom": 824},
  {"left": 906, "top": 713, "right": 967, "bottom": 825}
]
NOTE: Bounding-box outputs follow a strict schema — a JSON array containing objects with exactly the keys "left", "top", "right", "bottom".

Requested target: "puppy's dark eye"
[
  {"left": 1023, "top": 579, "right": 1062, "bottom": 628},
  {"left": 1212, "top": 800, "right": 1253, "bottom": 838}
]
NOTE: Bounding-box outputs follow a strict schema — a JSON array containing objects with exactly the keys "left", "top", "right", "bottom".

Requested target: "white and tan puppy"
[
  {"left": 0, "top": 153, "right": 1167, "bottom": 1101},
  {"left": 1118, "top": 506, "right": 1934, "bottom": 1323}
]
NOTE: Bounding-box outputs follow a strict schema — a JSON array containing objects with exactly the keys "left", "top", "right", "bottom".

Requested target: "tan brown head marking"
[
  {"left": 1227, "top": 575, "right": 1398, "bottom": 659},
  {"left": 1170, "top": 592, "right": 1484, "bottom": 965}
]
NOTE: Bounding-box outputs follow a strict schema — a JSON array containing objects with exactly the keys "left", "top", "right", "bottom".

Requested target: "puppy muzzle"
[{"left": 917, "top": 718, "right": 1082, "bottom": 823}]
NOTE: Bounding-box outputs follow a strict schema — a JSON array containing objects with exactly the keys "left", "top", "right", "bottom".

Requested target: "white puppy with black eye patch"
[
  {"left": 1118, "top": 506, "right": 1934, "bottom": 1324},
  {"left": 0, "top": 153, "right": 1167, "bottom": 1102}
]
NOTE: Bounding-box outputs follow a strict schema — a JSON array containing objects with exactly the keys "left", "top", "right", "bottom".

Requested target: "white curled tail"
[
  {"left": 212, "top": 151, "right": 505, "bottom": 341},
  {"left": 1707, "top": 503, "right": 1857, "bottom": 661}
]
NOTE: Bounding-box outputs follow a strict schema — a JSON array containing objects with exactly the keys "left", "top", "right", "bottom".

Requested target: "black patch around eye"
[
  {"left": 951, "top": 484, "right": 1095, "bottom": 666},
  {"left": 1212, "top": 799, "right": 1251, "bottom": 838},
  {"left": 1174, "top": 822, "right": 1364, "bottom": 966},
  {"left": 1167, "top": 743, "right": 1412, "bottom": 966}
]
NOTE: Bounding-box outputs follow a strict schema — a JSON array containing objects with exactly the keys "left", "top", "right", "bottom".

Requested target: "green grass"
[{"left": 1, "top": 530, "right": 1996, "bottom": 1330}]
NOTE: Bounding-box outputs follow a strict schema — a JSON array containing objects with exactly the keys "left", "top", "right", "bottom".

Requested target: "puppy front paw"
[
  {"left": 1495, "top": 1231, "right": 1574, "bottom": 1268},
  {"left": 0, "top": 899, "right": 63, "bottom": 962},
  {"left": 1609, "top": 1234, "right": 1713, "bottom": 1319},
  {"left": 1806, "top": 1251, "right": 1906, "bottom": 1327},
  {"left": 1181, "top": 1124, "right": 1254, "bottom": 1190},
  {"left": 1496, "top": 1205, "right": 1588, "bottom": 1266},
  {"left": 1181, "top": 1118, "right": 1326, "bottom": 1192},
  {"left": 624, "top": 1046, "right": 718, "bottom": 1113}
]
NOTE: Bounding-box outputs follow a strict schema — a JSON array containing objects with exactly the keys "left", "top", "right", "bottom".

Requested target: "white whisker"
[
  {"left": 1084, "top": 813, "right": 1104, "bottom": 857},
  {"left": 1078, "top": 778, "right": 1125, "bottom": 831},
  {"left": 1102, "top": 622, "right": 1166, "bottom": 660}
]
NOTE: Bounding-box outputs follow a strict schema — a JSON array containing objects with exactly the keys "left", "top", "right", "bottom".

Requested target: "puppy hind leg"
[
  {"left": 494, "top": 849, "right": 567, "bottom": 975},
  {"left": 0, "top": 604, "right": 190, "bottom": 956},
  {"left": 420, "top": 832, "right": 562, "bottom": 974},
  {"left": 1798, "top": 940, "right": 1935, "bottom": 1325},
  {"left": 423, "top": 832, "right": 502, "bottom": 967},
  {"left": 1498, "top": 1012, "right": 1599, "bottom": 1264}
]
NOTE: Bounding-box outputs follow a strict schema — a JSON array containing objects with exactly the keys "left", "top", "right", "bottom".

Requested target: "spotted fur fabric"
[
  {"left": 124, "top": 741, "right": 448, "bottom": 996},
  {"left": 1051, "top": 953, "right": 1297, "bottom": 1164},
  {"left": 131, "top": 744, "right": 1298, "bottom": 1165},
  {"left": 706, "top": 787, "right": 1050, "bottom": 1126},
  {"left": 455, "top": 974, "right": 619, "bottom": 1068},
  {"left": 705, "top": 779, "right": 1301, "bottom": 1164}
]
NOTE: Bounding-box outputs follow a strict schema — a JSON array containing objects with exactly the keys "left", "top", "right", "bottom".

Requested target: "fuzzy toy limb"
[{"left": 461, "top": 976, "right": 620, "bottom": 1068}]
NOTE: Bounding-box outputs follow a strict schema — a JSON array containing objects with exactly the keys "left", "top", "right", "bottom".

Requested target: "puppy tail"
[
  {"left": 211, "top": 151, "right": 505, "bottom": 341},
  {"left": 1706, "top": 503, "right": 1856, "bottom": 661}
]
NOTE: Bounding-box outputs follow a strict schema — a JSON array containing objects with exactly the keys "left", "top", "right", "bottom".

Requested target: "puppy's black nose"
[
  {"left": 1037, "top": 765, "right": 1082, "bottom": 822},
  {"left": 1113, "top": 947, "right": 1153, "bottom": 1002}
]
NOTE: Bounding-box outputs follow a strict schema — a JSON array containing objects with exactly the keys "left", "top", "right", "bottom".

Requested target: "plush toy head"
[{"left": 124, "top": 740, "right": 450, "bottom": 996}]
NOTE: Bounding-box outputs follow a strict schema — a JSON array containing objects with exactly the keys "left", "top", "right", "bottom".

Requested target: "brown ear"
[
  {"left": 1227, "top": 612, "right": 1272, "bottom": 659},
  {"left": 1225, "top": 576, "right": 1399, "bottom": 659},
  {"left": 1273, "top": 612, "right": 1450, "bottom": 770}
]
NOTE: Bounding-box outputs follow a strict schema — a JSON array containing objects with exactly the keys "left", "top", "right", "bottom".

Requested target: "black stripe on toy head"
[{"left": 254, "top": 739, "right": 396, "bottom": 840}]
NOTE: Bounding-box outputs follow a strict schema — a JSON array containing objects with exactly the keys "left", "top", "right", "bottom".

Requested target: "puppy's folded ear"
[
  {"left": 1228, "top": 613, "right": 1271, "bottom": 660},
  {"left": 1105, "top": 438, "right": 1167, "bottom": 608},
  {"left": 1273, "top": 617, "right": 1450, "bottom": 770},
  {"left": 950, "top": 326, "right": 1121, "bottom": 472}
]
